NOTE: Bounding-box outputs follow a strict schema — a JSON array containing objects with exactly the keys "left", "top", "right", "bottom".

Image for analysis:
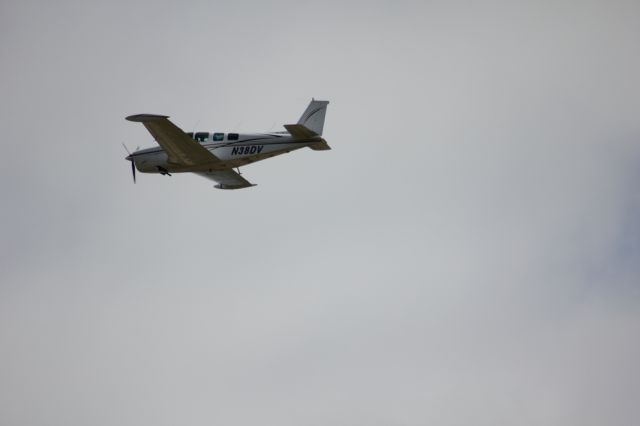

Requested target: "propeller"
[
  {"left": 130, "top": 159, "right": 136, "bottom": 184},
  {"left": 122, "top": 143, "right": 136, "bottom": 184}
]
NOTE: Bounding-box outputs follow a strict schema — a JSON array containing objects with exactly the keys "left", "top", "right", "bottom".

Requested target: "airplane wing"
[
  {"left": 126, "top": 114, "right": 219, "bottom": 166},
  {"left": 195, "top": 170, "right": 256, "bottom": 190}
]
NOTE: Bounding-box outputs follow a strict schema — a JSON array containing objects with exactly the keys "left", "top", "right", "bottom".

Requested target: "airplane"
[{"left": 124, "top": 99, "right": 330, "bottom": 189}]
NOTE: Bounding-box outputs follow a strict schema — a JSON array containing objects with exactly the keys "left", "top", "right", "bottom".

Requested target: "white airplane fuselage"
[{"left": 129, "top": 132, "right": 327, "bottom": 174}]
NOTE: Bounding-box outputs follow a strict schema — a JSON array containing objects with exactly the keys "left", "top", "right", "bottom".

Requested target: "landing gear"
[{"left": 156, "top": 166, "right": 172, "bottom": 176}]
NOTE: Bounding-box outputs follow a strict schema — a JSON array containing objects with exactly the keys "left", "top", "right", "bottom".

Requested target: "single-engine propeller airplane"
[{"left": 124, "top": 99, "right": 330, "bottom": 189}]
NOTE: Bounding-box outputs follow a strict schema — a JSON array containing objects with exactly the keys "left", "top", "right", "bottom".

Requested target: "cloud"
[{"left": 1, "top": 1, "right": 639, "bottom": 425}]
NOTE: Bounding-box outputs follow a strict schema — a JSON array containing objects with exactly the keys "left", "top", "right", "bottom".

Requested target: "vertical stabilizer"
[{"left": 297, "top": 99, "right": 329, "bottom": 136}]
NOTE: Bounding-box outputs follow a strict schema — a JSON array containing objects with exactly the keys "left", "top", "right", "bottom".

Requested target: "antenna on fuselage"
[{"left": 191, "top": 120, "right": 200, "bottom": 135}]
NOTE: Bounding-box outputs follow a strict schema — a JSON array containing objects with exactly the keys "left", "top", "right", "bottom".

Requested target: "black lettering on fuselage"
[{"left": 231, "top": 145, "right": 264, "bottom": 156}]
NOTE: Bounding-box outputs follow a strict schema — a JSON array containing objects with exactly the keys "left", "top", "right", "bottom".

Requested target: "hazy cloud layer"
[{"left": 1, "top": 1, "right": 639, "bottom": 425}]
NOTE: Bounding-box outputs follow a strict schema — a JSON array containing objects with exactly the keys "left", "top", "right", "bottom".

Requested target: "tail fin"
[{"left": 297, "top": 99, "right": 329, "bottom": 136}]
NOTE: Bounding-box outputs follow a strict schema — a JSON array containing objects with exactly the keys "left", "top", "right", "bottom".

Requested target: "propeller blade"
[{"left": 123, "top": 143, "right": 136, "bottom": 184}]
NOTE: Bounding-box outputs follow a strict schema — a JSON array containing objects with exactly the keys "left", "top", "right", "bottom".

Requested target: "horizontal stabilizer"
[
  {"left": 284, "top": 124, "right": 317, "bottom": 139},
  {"left": 309, "top": 140, "right": 331, "bottom": 151}
]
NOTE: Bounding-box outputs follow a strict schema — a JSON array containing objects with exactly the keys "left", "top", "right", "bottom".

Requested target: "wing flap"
[{"left": 126, "top": 114, "right": 219, "bottom": 166}]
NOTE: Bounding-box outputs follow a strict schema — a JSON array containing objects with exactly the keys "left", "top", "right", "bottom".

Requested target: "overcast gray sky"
[{"left": 1, "top": 0, "right": 640, "bottom": 425}]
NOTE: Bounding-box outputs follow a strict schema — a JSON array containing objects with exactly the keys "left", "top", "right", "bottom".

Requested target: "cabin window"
[
  {"left": 195, "top": 132, "right": 209, "bottom": 142},
  {"left": 228, "top": 133, "right": 239, "bottom": 141},
  {"left": 213, "top": 133, "right": 224, "bottom": 141}
]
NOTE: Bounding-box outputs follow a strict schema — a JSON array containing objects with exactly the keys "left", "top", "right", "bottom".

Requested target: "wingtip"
[
  {"left": 214, "top": 183, "right": 257, "bottom": 190},
  {"left": 126, "top": 114, "right": 169, "bottom": 122}
]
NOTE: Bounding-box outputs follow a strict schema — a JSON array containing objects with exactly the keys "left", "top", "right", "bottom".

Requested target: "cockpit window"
[
  {"left": 195, "top": 132, "right": 209, "bottom": 142},
  {"left": 213, "top": 133, "right": 224, "bottom": 141},
  {"left": 228, "top": 133, "right": 239, "bottom": 141}
]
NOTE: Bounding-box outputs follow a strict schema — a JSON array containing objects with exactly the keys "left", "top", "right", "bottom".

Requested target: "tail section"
[{"left": 297, "top": 99, "right": 329, "bottom": 136}]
